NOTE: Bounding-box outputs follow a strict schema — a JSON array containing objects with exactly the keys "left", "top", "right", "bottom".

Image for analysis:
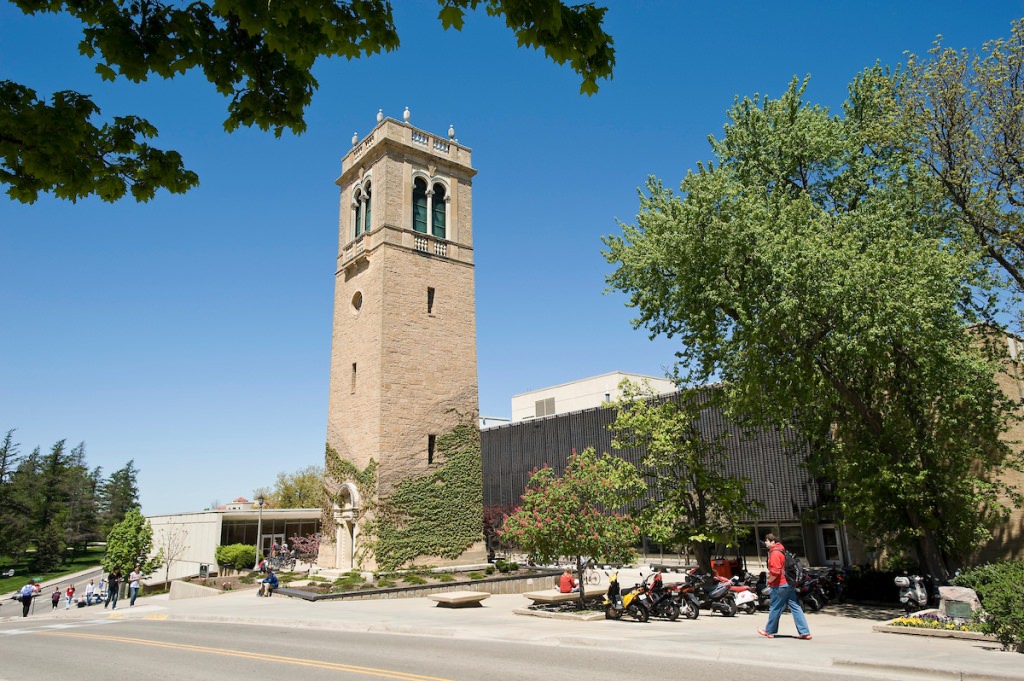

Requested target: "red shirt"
[
  {"left": 768, "top": 543, "right": 788, "bottom": 587},
  {"left": 558, "top": 572, "right": 578, "bottom": 593}
]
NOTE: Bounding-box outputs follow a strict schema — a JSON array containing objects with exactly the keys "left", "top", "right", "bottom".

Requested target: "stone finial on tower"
[
  {"left": 377, "top": 108, "right": 384, "bottom": 123},
  {"left": 448, "top": 124, "right": 455, "bottom": 140},
  {"left": 352, "top": 132, "right": 358, "bottom": 146},
  {"left": 403, "top": 106, "right": 411, "bottom": 123}
]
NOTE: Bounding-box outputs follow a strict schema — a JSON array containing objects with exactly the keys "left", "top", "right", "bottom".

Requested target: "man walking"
[
  {"left": 104, "top": 568, "right": 121, "bottom": 610},
  {"left": 758, "top": 533, "right": 811, "bottom": 640},
  {"left": 19, "top": 580, "right": 35, "bottom": 617}
]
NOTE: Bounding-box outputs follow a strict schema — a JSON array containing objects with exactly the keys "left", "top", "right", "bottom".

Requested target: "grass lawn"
[{"left": 0, "top": 547, "right": 105, "bottom": 594}]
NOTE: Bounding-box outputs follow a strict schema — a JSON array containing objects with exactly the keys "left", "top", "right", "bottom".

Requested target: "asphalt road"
[{"left": 0, "top": 618, "right": 907, "bottom": 681}]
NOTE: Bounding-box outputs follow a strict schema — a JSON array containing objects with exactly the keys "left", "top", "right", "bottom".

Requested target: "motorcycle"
[
  {"left": 638, "top": 572, "right": 681, "bottom": 621},
  {"left": 795, "top": 572, "right": 824, "bottom": 611},
  {"left": 818, "top": 567, "right": 846, "bottom": 604},
  {"left": 603, "top": 571, "right": 650, "bottom": 622},
  {"left": 895, "top": 574, "right": 932, "bottom": 616},
  {"left": 679, "top": 569, "right": 738, "bottom": 617}
]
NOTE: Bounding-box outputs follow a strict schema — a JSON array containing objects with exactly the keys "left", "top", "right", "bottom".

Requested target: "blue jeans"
[
  {"left": 765, "top": 584, "right": 810, "bottom": 636},
  {"left": 129, "top": 586, "right": 139, "bottom": 606},
  {"left": 105, "top": 589, "right": 118, "bottom": 609}
]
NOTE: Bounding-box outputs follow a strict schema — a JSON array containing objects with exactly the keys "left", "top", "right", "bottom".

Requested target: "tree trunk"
[
  {"left": 906, "top": 508, "right": 950, "bottom": 581},
  {"left": 575, "top": 556, "right": 586, "bottom": 609},
  {"left": 692, "top": 542, "right": 714, "bottom": 574}
]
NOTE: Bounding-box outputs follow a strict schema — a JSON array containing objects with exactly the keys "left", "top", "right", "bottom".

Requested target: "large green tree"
[
  {"left": 603, "top": 75, "right": 1021, "bottom": 580},
  {"left": 900, "top": 19, "right": 1024, "bottom": 310},
  {"left": 103, "top": 507, "right": 161, "bottom": 574},
  {"left": 254, "top": 464, "right": 324, "bottom": 509},
  {"left": 3, "top": 0, "right": 614, "bottom": 204},
  {"left": 499, "top": 447, "right": 644, "bottom": 604},
  {"left": 609, "top": 381, "right": 758, "bottom": 573},
  {"left": 99, "top": 459, "right": 140, "bottom": 535}
]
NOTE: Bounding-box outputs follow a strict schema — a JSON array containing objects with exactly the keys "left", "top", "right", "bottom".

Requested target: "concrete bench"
[
  {"left": 523, "top": 586, "right": 608, "bottom": 605},
  {"left": 428, "top": 591, "right": 491, "bottom": 608}
]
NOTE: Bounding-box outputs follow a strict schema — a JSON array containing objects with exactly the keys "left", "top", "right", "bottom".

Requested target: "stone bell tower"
[{"left": 318, "top": 111, "right": 479, "bottom": 572}]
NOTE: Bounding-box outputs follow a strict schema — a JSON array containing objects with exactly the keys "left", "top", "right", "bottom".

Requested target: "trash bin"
[
  {"left": 199, "top": 564, "right": 209, "bottom": 579},
  {"left": 711, "top": 559, "right": 733, "bottom": 579}
]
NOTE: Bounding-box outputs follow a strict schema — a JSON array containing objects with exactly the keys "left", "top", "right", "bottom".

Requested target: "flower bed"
[{"left": 889, "top": 612, "right": 980, "bottom": 633}]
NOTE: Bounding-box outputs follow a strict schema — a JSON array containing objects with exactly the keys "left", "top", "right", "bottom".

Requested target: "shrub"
[
  {"left": 494, "top": 559, "right": 520, "bottom": 573},
  {"left": 402, "top": 574, "right": 428, "bottom": 585},
  {"left": 468, "top": 571, "right": 486, "bottom": 580},
  {"left": 215, "top": 544, "right": 257, "bottom": 571},
  {"left": 437, "top": 573, "right": 456, "bottom": 582},
  {"left": 485, "top": 566, "right": 495, "bottom": 575},
  {"left": 952, "top": 560, "right": 1024, "bottom": 652}
]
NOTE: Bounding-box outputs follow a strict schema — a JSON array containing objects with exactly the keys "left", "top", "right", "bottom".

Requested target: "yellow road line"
[{"left": 37, "top": 631, "right": 455, "bottom": 681}]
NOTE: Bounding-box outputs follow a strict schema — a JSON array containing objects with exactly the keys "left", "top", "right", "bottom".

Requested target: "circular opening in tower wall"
[{"left": 351, "top": 291, "right": 363, "bottom": 313}]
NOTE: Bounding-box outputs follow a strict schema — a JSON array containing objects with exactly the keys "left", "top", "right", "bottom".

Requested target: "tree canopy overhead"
[
  {"left": 2, "top": 0, "right": 615, "bottom": 204},
  {"left": 900, "top": 18, "right": 1024, "bottom": 309}
]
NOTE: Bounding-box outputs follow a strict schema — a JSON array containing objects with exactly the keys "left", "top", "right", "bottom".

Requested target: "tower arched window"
[
  {"left": 353, "top": 180, "right": 372, "bottom": 238},
  {"left": 413, "top": 178, "right": 428, "bottom": 234},
  {"left": 412, "top": 176, "right": 449, "bottom": 239},
  {"left": 431, "top": 183, "right": 446, "bottom": 239}
]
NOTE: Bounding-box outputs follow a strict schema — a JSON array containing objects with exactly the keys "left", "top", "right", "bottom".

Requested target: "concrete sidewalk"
[{"left": 5, "top": 581, "right": 1023, "bottom": 681}]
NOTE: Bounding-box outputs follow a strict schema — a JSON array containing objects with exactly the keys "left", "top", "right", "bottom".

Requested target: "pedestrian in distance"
[
  {"left": 129, "top": 565, "right": 142, "bottom": 606},
  {"left": 64, "top": 583, "right": 75, "bottom": 610},
  {"left": 104, "top": 568, "right": 121, "bottom": 610},
  {"left": 19, "top": 580, "right": 34, "bottom": 617},
  {"left": 758, "top": 533, "right": 811, "bottom": 640},
  {"left": 51, "top": 587, "right": 60, "bottom": 610},
  {"left": 85, "top": 578, "right": 96, "bottom": 605}
]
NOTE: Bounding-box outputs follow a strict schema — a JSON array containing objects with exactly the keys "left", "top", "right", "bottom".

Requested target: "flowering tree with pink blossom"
[{"left": 499, "top": 448, "right": 644, "bottom": 605}]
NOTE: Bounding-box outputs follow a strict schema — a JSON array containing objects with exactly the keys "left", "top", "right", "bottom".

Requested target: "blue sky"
[{"left": 2, "top": 1, "right": 1022, "bottom": 516}]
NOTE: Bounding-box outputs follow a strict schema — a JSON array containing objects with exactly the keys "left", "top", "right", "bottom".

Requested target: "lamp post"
[{"left": 255, "top": 494, "right": 265, "bottom": 568}]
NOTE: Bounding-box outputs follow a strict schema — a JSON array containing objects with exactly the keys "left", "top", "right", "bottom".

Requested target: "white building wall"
[
  {"left": 510, "top": 372, "right": 677, "bottom": 422},
  {"left": 146, "top": 512, "right": 223, "bottom": 584}
]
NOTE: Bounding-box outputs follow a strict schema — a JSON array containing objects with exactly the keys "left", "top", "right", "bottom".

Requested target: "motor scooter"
[
  {"left": 723, "top": 574, "right": 759, "bottom": 614},
  {"left": 895, "top": 574, "right": 930, "bottom": 615},
  {"left": 638, "top": 572, "right": 680, "bottom": 621},
  {"left": 603, "top": 571, "right": 649, "bottom": 622},
  {"left": 679, "top": 569, "right": 738, "bottom": 617}
]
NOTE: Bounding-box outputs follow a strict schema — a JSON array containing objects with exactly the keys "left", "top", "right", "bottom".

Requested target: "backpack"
[{"left": 773, "top": 547, "right": 805, "bottom": 584}]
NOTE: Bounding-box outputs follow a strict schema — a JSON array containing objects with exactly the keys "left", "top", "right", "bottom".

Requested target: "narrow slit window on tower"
[
  {"left": 427, "top": 287, "right": 435, "bottom": 314},
  {"left": 351, "top": 363, "right": 357, "bottom": 393},
  {"left": 428, "top": 434, "right": 436, "bottom": 464}
]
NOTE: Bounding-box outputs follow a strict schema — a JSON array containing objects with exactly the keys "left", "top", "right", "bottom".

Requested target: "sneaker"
[
  {"left": 757, "top": 629, "right": 775, "bottom": 638},
  {"left": 799, "top": 634, "right": 812, "bottom": 640}
]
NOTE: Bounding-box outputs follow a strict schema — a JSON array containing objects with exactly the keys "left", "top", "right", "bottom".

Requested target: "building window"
[
  {"left": 413, "top": 178, "right": 428, "bottom": 233},
  {"left": 427, "top": 287, "right": 435, "bottom": 314},
  {"left": 431, "top": 183, "right": 446, "bottom": 239},
  {"left": 535, "top": 397, "right": 555, "bottom": 418},
  {"left": 428, "top": 434, "right": 436, "bottom": 464},
  {"left": 351, "top": 363, "right": 357, "bottom": 394},
  {"left": 353, "top": 180, "right": 372, "bottom": 237},
  {"left": 412, "top": 175, "right": 449, "bottom": 239}
]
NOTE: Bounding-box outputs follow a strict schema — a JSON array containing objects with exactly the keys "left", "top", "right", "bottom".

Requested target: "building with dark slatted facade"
[{"left": 481, "top": 388, "right": 851, "bottom": 569}]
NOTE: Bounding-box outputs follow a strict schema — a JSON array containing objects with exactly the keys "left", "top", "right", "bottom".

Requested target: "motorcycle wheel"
[
  {"left": 682, "top": 600, "right": 699, "bottom": 620},
  {"left": 628, "top": 603, "right": 649, "bottom": 623},
  {"left": 666, "top": 604, "right": 680, "bottom": 621},
  {"left": 804, "top": 594, "right": 822, "bottom": 612},
  {"left": 721, "top": 597, "right": 738, "bottom": 617},
  {"left": 740, "top": 601, "right": 757, "bottom": 615},
  {"left": 605, "top": 605, "right": 621, "bottom": 620}
]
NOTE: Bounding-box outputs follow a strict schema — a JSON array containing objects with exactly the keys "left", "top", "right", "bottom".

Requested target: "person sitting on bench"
[{"left": 259, "top": 569, "right": 278, "bottom": 597}]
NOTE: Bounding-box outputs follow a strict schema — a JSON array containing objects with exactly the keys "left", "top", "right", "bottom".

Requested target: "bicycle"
[{"left": 582, "top": 560, "right": 602, "bottom": 585}]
